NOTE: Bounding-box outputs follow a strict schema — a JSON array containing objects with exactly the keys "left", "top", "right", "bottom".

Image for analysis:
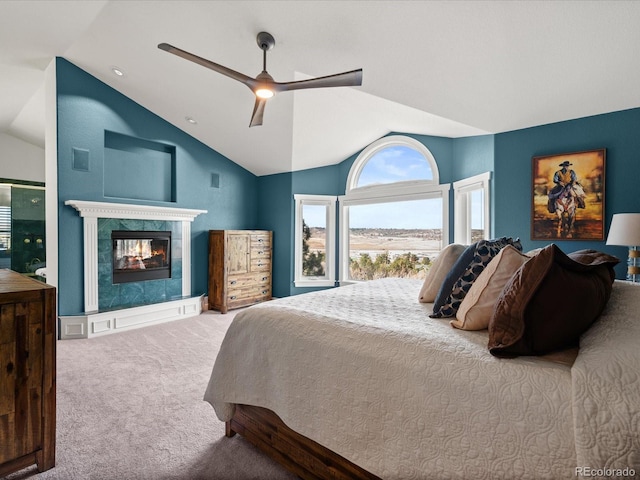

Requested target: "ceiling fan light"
[{"left": 255, "top": 88, "right": 275, "bottom": 99}]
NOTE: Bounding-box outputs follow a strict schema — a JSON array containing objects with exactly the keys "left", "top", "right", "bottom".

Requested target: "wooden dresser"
[
  {"left": 0, "top": 270, "right": 56, "bottom": 476},
  {"left": 208, "top": 230, "right": 272, "bottom": 313}
]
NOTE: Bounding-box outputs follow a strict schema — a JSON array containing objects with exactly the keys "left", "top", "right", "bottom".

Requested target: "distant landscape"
[
  {"left": 306, "top": 227, "right": 442, "bottom": 280},
  {"left": 303, "top": 227, "right": 485, "bottom": 280},
  {"left": 307, "top": 227, "right": 442, "bottom": 256}
]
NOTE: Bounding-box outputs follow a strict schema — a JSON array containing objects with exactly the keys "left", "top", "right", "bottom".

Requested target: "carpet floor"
[{"left": 5, "top": 310, "right": 297, "bottom": 480}]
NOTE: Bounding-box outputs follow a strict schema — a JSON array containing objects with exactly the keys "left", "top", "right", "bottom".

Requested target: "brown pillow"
[
  {"left": 418, "top": 244, "right": 466, "bottom": 303},
  {"left": 488, "top": 245, "right": 619, "bottom": 358}
]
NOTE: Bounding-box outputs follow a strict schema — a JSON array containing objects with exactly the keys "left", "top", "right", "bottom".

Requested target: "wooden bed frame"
[{"left": 226, "top": 404, "right": 381, "bottom": 480}]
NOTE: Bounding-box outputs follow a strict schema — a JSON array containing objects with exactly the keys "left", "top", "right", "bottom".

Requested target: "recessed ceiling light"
[
  {"left": 111, "top": 66, "right": 125, "bottom": 77},
  {"left": 185, "top": 116, "right": 198, "bottom": 125}
]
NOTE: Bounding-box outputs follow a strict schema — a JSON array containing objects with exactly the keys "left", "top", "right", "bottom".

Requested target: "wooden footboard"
[{"left": 226, "top": 404, "right": 381, "bottom": 480}]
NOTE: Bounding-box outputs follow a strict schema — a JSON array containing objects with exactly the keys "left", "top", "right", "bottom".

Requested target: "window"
[
  {"left": 0, "top": 205, "right": 10, "bottom": 251},
  {"left": 0, "top": 185, "right": 10, "bottom": 255},
  {"left": 294, "top": 194, "right": 337, "bottom": 287},
  {"left": 453, "top": 172, "right": 491, "bottom": 244},
  {"left": 340, "top": 136, "right": 449, "bottom": 283}
]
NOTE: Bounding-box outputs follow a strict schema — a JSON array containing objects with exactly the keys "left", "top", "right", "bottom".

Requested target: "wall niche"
[{"left": 104, "top": 131, "right": 176, "bottom": 202}]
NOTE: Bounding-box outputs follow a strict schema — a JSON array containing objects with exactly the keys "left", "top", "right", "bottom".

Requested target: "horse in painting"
[{"left": 553, "top": 183, "right": 585, "bottom": 238}]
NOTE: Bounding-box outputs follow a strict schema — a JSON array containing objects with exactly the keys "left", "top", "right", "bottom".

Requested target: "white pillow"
[
  {"left": 450, "top": 245, "right": 530, "bottom": 330},
  {"left": 418, "top": 244, "right": 466, "bottom": 303}
]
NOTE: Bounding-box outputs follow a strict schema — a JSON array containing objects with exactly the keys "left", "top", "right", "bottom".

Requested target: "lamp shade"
[{"left": 606, "top": 213, "right": 640, "bottom": 246}]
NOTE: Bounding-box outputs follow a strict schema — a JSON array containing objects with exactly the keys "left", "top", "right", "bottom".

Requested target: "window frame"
[
  {"left": 339, "top": 136, "right": 449, "bottom": 284},
  {"left": 453, "top": 171, "right": 492, "bottom": 245},
  {"left": 293, "top": 194, "right": 337, "bottom": 287}
]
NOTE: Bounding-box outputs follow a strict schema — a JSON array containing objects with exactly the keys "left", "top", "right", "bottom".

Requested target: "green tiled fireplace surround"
[{"left": 97, "top": 218, "right": 183, "bottom": 310}]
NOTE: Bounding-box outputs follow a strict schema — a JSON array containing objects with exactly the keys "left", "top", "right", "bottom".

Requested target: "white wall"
[
  {"left": 44, "top": 59, "right": 58, "bottom": 292},
  {"left": 0, "top": 132, "right": 45, "bottom": 182}
]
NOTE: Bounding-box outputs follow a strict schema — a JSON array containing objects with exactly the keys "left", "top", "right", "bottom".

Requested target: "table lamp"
[{"left": 606, "top": 213, "right": 640, "bottom": 282}]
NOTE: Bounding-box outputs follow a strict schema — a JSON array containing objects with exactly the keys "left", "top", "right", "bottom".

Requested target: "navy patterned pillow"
[{"left": 430, "top": 237, "right": 522, "bottom": 318}]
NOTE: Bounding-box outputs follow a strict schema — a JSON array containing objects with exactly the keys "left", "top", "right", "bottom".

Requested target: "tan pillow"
[
  {"left": 418, "top": 244, "right": 466, "bottom": 303},
  {"left": 451, "top": 245, "right": 530, "bottom": 330}
]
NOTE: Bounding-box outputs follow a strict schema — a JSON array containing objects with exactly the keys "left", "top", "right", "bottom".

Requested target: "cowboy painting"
[{"left": 531, "top": 149, "right": 605, "bottom": 241}]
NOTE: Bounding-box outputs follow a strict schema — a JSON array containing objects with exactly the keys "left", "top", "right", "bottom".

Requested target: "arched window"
[
  {"left": 339, "top": 136, "right": 450, "bottom": 283},
  {"left": 346, "top": 136, "right": 439, "bottom": 194}
]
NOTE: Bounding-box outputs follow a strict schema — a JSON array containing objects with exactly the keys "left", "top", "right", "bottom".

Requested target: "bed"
[{"left": 204, "top": 273, "right": 640, "bottom": 479}]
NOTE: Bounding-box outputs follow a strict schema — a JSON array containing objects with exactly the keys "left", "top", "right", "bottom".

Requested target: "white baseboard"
[{"left": 59, "top": 296, "right": 203, "bottom": 340}]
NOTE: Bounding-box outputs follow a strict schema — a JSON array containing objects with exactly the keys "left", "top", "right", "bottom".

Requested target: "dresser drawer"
[
  {"left": 227, "top": 285, "right": 271, "bottom": 307},
  {"left": 251, "top": 243, "right": 271, "bottom": 260},
  {"left": 250, "top": 257, "right": 271, "bottom": 272},
  {"left": 228, "top": 272, "right": 270, "bottom": 289},
  {"left": 227, "top": 284, "right": 271, "bottom": 300},
  {"left": 251, "top": 233, "right": 271, "bottom": 245}
]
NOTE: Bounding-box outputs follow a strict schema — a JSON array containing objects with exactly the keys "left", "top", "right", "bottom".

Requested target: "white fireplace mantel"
[
  {"left": 60, "top": 200, "right": 207, "bottom": 339},
  {"left": 65, "top": 200, "right": 206, "bottom": 222}
]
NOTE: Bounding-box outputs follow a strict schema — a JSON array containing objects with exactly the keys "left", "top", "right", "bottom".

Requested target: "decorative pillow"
[
  {"left": 488, "top": 245, "right": 619, "bottom": 358},
  {"left": 418, "top": 244, "right": 466, "bottom": 303},
  {"left": 451, "top": 245, "right": 530, "bottom": 331},
  {"left": 428, "top": 242, "right": 478, "bottom": 314},
  {"left": 430, "top": 237, "right": 522, "bottom": 318}
]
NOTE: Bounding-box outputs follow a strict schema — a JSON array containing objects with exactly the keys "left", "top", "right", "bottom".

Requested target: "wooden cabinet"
[
  {"left": 0, "top": 270, "right": 56, "bottom": 476},
  {"left": 208, "top": 230, "right": 272, "bottom": 313}
]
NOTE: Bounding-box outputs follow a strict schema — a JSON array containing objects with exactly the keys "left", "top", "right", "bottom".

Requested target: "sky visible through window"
[
  {"left": 349, "top": 200, "right": 442, "bottom": 229},
  {"left": 471, "top": 189, "right": 484, "bottom": 230},
  {"left": 302, "top": 205, "right": 326, "bottom": 228},
  {"left": 304, "top": 145, "right": 439, "bottom": 228},
  {"left": 357, "top": 145, "right": 433, "bottom": 187}
]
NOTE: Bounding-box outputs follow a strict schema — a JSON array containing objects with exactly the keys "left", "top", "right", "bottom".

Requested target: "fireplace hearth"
[{"left": 112, "top": 230, "right": 171, "bottom": 284}]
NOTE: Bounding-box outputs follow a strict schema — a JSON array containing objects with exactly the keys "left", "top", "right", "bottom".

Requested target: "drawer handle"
[
  {"left": 258, "top": 238, "right": 264, "bottom": 243},
  {"left": 257, "top": 263, "right": 263, "bottom": 267},
  {"left": 262, "top": 277, "right": 268, "bottom": 281},
  {"left": 262, "top": 290, "right": 268, "bottom": 295},
  {"left": 230, "top": 280, "right": 237, "bottom": 285},
  {"left": 229, "top": 295, "right": 236, "bottom": 300},
  {"left": 258, "top": 251, "right": 263, "bottom": 254}
]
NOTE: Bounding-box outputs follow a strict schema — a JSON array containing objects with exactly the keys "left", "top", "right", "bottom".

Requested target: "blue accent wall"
[
  {"left": 452, "top": 135, "right": 495, "bottom": 180},
  {"left": 256, "top": 172, "right": 293, "bottom": 298},
  {"left": 56, "top": 58, "right": 258, "bottom": 315},
  {"left": 493, "top": 108, "right": 640, "bottom": 279}
]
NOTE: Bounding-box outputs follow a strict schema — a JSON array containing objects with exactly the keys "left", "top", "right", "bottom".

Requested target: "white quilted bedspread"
[
  {"left": 571, "top": 280, "right": 640, "bottom": 476},
  {"left": 204, "top": 278, "right": 640, "bottom": 479}
]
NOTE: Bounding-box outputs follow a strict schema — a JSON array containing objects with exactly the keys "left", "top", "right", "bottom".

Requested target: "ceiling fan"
[{"left": 158, "top": 32, "right": 363, "bottom": 127}]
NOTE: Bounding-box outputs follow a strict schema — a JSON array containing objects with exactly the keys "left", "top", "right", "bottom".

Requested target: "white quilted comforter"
[{"left": 204, "top": 278, "right": 640, "bottom": 479}]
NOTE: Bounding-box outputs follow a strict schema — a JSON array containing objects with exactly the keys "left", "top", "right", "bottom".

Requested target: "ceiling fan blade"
[
  {"left": 158, "top": 43, "right": 256, "bottom": 89},
  {"left": 249, "top": 98, "right": 268, "bottom": 127},
  {"left": 275, "top": 69, "right": 363, "bottom": 93}
]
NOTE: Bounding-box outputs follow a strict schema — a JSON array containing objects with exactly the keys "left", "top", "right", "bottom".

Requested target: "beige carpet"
[{"left": 6, "top": 310, "right": 297, "bottom": 480}]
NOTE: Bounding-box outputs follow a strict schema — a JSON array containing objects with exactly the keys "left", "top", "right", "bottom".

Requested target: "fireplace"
[{"left": 112, "top": 230, "right": 171, "bottom": 284}]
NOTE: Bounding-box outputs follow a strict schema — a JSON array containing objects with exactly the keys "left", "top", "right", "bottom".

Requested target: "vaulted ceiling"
[{"left": 2, "top": 1, "right": 640, "bottom": 176}]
